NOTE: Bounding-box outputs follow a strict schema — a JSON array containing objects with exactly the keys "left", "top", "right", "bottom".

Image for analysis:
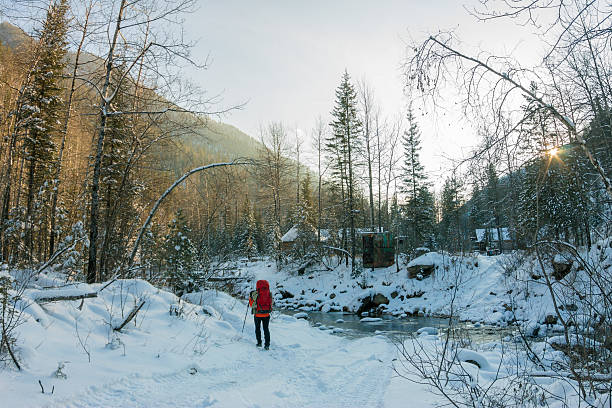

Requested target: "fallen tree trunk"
[
  {"left": 208, "top": 277, "right": 247, "bottom": 282},
  {"left": 35, "top": 292, "right": 98, "bottom": 303},
  {"left": 113, "top": 300, "right": 146, "bottom": 332}
]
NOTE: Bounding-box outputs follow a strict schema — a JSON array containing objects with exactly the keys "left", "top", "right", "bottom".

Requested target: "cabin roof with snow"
[
  {"left": 281, "top": 225, "right": 299, "bottom": 242},
  {"left": 475, "top": 228, "right": 510, "bottom": 243},
  {"left": 281, "top": 225, "right": 330, "bottom": 243}
]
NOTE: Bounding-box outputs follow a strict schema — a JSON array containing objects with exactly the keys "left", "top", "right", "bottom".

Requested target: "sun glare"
[{"left": 547, "top": 146, "right": 559, "bottom": 157}]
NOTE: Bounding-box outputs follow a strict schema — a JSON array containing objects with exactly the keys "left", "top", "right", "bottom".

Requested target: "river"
[{"left": 280, "top": 310, "right": 514, "bottom": 343}]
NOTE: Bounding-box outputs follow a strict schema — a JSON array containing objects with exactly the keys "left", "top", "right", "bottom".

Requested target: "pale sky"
[{"left": 184, "top": 1, "right": 543, "bottom": 188}]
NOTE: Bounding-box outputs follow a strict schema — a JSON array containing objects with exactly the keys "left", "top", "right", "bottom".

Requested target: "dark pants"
[{"left": 254, "top": 316, "right": 270, "bottom": 347}]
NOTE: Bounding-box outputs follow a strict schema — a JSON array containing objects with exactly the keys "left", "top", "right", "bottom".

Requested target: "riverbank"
[{"left": 234, "top": 251, "right": 567, "bottom": 336}]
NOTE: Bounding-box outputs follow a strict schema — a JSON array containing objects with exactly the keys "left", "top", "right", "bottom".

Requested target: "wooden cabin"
[
  {"left": 473, "top": 227, "right": 512, "bottom": 253},
  {"left": 362, "top": 232, "right": 395, "bottom": 268}
]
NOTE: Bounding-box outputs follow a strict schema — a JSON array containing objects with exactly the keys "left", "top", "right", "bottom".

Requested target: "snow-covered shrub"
[
  {"left": 162, "top": 209, "right": 206, "bottom": 295},
  {"left": 494, "top": 237, "right": 612, "bottom": 404},
  {"left": 139, "top": 223, "right": 164, "bottom": 282},
  {"left": 52, "top": 362, "right": 68, "bottom": 379},
  {"left": 0, "top": 272, "right": 23, "bottom": 369},
  {"left": 396, "top": 331, "right": 554, "bottom": 407},
  {"left": 56, "top": 221, "right": 88, "bottom": 279},
  {"left": 169, "top": 302, "right": 185, "bottom": 318}
]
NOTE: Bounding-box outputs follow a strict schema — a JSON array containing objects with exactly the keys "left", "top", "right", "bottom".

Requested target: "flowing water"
[{"left": 280, "top": 310, "right": 514, "bottom": 343}]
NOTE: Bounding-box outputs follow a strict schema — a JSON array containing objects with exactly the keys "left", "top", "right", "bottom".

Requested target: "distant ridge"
[
  {"left": 0, "top": 21, "right": 262, "bottom": 161},
  {"left": 0, "top": 21, "right": 31, "bottom": 49}
]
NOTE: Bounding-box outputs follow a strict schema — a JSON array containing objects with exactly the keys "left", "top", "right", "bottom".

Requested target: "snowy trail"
[{"left": 42, "top": 306, "right": 396, "bottom": 408}]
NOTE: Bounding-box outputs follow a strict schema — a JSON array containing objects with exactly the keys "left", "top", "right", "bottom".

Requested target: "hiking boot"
[
  {"left": 264, "top": 345, "right": 269, "bottom": 350},
  {"left": 256, "top": 342, "right": 262, "bottom": 347}
]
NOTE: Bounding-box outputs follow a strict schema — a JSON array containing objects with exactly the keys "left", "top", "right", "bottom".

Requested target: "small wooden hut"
[{"left": 362, "top": 232, "right": 395, "bottom": 268}]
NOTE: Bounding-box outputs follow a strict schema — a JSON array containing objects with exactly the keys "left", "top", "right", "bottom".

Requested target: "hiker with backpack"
[{"left": 248, "top": 280, "right": 273, "bottom": 350}]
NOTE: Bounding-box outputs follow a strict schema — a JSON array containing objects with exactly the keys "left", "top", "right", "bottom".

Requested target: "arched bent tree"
[{"left": 127, "top": 159, "right": 253, "bottom": 271}]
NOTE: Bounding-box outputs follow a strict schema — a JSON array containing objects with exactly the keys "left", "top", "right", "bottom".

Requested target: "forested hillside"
[{"left": 0, "top": 16, "right": 282, "bottom": 289}]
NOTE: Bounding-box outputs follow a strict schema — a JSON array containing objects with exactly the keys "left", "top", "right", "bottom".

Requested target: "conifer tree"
[
  {"left": 234, "top": 198, "right": 257, "bottom": 259},
  {"left": 439, "top": 176, "right": 464, "bottom": 251},
  {"left": 293, "top": 173, "right": 317, "bottom": 261},
  {"left": 97, "top": 83, "right": 140, "bottom": 279},
  {"left": 21, "top": 0, "right": 69, "bottom": 259},
  {"left": 141, "top": 223, "right": 163, "bottom": 281},
  {"left": 328, "top": 71, "right": 362, "bottom": 274},
  {"left": 163, "top": 209, "right": 199, "bottom": 294},
  {"left": 400, "top": 106, "right": 434, "bottom": 250}
]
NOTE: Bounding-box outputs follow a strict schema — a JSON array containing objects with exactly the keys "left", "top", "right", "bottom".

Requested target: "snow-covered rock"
[
  {"left": 416, "top": 327, "right": 438, "bottom": 335},
  {"left": 456, "top": 348, "right": 493, "bottom": 371},
  {"left": 360, "top": 317, "right": 382, "bottom": 322},
  {"left": 406, "top": 252, "right": 440, "bottom": 279}
]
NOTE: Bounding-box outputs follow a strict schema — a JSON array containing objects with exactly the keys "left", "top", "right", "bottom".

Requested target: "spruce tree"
[
  {"left": 163, "top": 209, "right": 199, "bottom": 295},
  {"left": 234, "top": 198, "right": 257, "bottom": 259},
  {"left": 21, "top": 0, "right": 69, "bottom": 259},
  {"left": 141, "top": 223, "right": 163, "bottom": 282},
  {"left": 400, "top": 106, "right": 434, "bottom": 250},
  {"left": 439, "top": 176, "right": 464, "bottom": 252},
  {"left": 98, "top": 85, "right": 134, "bottom": 278},
  {"left": 328, "top": 71, "right": 362, "bottom": 274},
  {"left": 292, "top": 173, "right": 317, "bottom": 262},
  {"left": 482, "top": 162, "right": 505, "bottom": 250}
]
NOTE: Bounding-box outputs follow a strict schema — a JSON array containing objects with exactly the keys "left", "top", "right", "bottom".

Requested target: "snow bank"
[{"left": 234, "top": 253, "right": 549, "bottom": 327}]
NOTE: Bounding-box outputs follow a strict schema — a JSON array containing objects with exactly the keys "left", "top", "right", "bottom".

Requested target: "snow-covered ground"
[
  {"left": 2, "top": 274, "right": 443, "bottom": 408},
  {"left": 3, "top": 244, "right": 610, "bottom": 407}
]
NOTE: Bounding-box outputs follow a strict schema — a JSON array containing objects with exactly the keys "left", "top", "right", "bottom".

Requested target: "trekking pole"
[{"left": 241, "top": 302, "right": 249, "bottom": 333}]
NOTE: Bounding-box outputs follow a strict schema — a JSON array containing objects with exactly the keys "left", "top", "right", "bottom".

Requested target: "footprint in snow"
[
  {"left": 197, "top": 395, "right": 217, "bottom": 407},
  {"left": 287, "top": 343, "right": 301, "bottom": 348}
]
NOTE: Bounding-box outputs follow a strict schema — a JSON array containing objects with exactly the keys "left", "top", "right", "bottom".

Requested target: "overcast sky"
[{"left": 184, "top": 1, "right": 542, "bottom": 186}]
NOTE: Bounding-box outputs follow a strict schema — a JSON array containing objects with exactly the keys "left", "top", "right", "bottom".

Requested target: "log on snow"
[
  {"left": 113, "top": 300, "right": 146, "bottom": 332},
  {"left": 35, "top": 292, "right": 98, "bottom": 303}
]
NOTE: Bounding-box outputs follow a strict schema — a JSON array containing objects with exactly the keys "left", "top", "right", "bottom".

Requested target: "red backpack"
[{"left": 255, "top": 280, "right": 272, "bottom": 314}]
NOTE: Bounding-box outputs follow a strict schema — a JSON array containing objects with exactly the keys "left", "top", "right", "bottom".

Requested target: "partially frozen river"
[{"left": 281, "top": 310, "right": 514, "bottom": 343}]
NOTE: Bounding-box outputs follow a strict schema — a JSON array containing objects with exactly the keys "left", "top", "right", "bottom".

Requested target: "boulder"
[
  {"left": 279, "top": 290, "right": 294, "bottom": 299},
  {"left": 356, "top": 293, "right": 390, "bottom": 316},
  {"left": 406, "top": 290, "right": 424, "bottom": 299},
  {"left": 552, "top": 254, "right": 572, "bottom": 280},
  {"left": 373, "top": 293, "right": 389, "bottom": 305},
  {"left": 408, "top": 264, "right": 434, "bottom": 279},
  {"left": 407, "top": 253, "right": 437, "bottom": 279},
  {"left": 390, "top": 291, "right": 399, "bottom": 299},
  {"left": 417, "top": 327, "right": 438, "bottom": 335},
  {"left": 413, "top": 247, "right": 430, "bottom": 258},
  {"left": 544, "top": 314, "right": 558, "bottom": 325}
]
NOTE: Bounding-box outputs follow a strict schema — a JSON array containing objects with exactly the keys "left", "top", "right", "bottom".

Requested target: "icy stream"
[{"left": 281, "top": 310, "right": 514, "bottom": 342}]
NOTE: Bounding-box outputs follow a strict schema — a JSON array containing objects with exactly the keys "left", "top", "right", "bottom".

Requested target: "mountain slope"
[{"left": 0, "top": 21, "right": 263, "bottom": 163}]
